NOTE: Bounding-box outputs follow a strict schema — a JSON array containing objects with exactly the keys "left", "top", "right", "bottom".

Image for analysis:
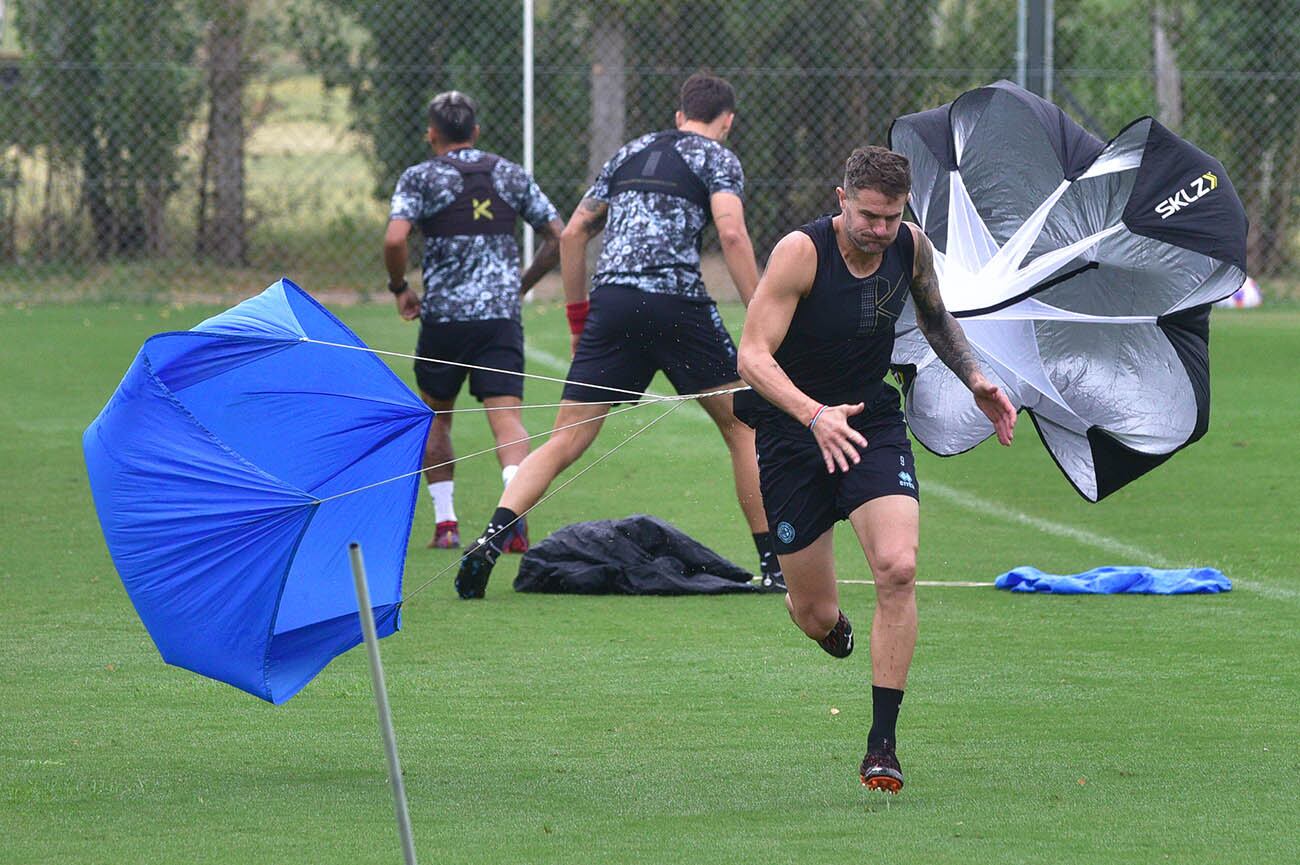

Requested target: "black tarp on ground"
[{"left": 513, "top": 514, "right": 759, "bottom": 595}]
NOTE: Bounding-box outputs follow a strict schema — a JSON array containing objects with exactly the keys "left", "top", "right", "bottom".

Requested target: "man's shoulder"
[
  {"left": 401, "top": 158, "right": 461, "bottom": 185},
  {"left": 772, "top": 228, "right": 819, "bottom": 265},
  {"left": 471, "top": 149, "right": 519, "bottom": 172},
  {"left": 606, "top": 132, "right": 660, "bottom": 169},
  {"left": 673, "top": 134, "right": 743, "bottom": 193}
]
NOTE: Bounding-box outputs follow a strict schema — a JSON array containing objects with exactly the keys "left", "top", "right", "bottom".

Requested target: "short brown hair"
[
  {"left": 679, "top": 72, "right": 736, "bottom": 123},
  {"left": 843, "top": 146, "right": 911, "bottom": 199}
]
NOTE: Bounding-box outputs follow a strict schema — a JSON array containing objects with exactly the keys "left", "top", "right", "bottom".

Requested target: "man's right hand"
[
  {"left": 395, "top": 289, "right": 420, "bottom": 321},
  {"left": 810, "top": 402, "right": 868, "bottom": 473}
]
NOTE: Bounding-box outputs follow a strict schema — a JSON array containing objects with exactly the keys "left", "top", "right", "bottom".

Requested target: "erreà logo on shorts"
[{"left": 1155, "top": 172, "right": 1217, "bottom": 220}]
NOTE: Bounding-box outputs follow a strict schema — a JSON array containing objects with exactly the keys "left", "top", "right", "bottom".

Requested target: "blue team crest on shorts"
[
  {"left": 898, "top": 471, "right": 916, "bottom": 490},
  {"left": 776, "top": 521, "right": 796, "bottom": 545}
]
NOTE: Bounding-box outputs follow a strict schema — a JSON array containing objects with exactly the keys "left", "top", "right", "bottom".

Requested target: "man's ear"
[
  {"left": 674, "top": 110, "right": 685, "bottom": 128},
  {"left": 718, "top": 112, "right": 734, "bottom": 139}
]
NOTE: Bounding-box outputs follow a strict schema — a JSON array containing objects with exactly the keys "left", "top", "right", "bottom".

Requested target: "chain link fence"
[{"left": 1, "top": 0, "right": 1296, "bottom": 303}]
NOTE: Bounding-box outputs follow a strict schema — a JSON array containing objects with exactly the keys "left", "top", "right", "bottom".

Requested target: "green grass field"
[{"left": 1, "top": 298, "right": 1297, "bottom": 864}]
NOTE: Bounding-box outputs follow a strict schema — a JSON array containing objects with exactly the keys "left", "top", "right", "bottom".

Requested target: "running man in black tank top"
[{"left": 736, "top": 146, "right": 1017, "bottom": 793}]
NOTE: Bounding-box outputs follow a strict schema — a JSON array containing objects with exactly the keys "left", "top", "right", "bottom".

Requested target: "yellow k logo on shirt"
[{"left": 471, "top": 198, "right": 494, "bottom": 220}]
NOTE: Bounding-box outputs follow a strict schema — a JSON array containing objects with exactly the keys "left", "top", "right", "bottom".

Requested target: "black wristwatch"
[{"left": 387, "top": 278, "right": 409, "bottom": 295}]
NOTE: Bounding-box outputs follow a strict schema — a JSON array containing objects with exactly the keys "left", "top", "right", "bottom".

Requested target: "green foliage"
[
  {"left": 288, "top": 0, "right": 524, "bottom": 201},
  {"left": 9, "top": 0, "right": 201, "bottom": 258}
]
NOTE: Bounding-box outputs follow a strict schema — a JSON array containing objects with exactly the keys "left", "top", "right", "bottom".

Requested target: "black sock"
[
  {"left": 752, "top": 531, "right": 780, "bottom": 577},
  {"left": 868, "top": 686, "right": 905, "bottom": 750},
  {"left": 480, "top": 507, "right": 519, "bottom": 558},
  {"left": 489, "top": 506, "right": 518, "bottom": 531}
]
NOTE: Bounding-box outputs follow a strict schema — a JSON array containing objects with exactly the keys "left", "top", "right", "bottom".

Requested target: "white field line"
[
  {"left": 839, "top": 580, "right": 994, "bottom": 588},
  {"left": 525, "top": 346, "right": 710, "bottom": 419},
  {"left": 526, "top": 344, "right": 1296, "bottom": 601},
  {"left": 924, "top": 480, "right": 1171, "bottom": 565},
  {"left": 924, "top": 481, "right": 1297, "bottom": 602}
]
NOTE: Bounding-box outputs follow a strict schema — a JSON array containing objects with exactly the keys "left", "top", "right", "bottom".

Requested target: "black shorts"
[
  {"left": 414, "top": 318, "right": 524, "bottom": 402},
  {"left": 756, "top": 420, "right": 920, "bottom": 554},
  {"left": 561, "top": 286, "right": 738, "bottom": 403}
]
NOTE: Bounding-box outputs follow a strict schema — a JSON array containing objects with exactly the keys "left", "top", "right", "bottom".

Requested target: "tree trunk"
[
  {"left": 1246, "top": 112, "right": 1300, "bottom": 275},
  {"left": 1151, "top": 2, "right": 1182, "bottom": 132},
  {"left": 1263, "top": 118, "right": 1300, "bottom": 273},
  {"left": 587, "top": 10, "right": 626, "bottom": 184},
  {"left": 198, "top": 3, "right": 248, "bottom": 265},
  {"left": 144, "top": 180, "right": 168, "bottom": 256},
  {"left": 80, "top": 90, "right": 113, "bottom": 258}
]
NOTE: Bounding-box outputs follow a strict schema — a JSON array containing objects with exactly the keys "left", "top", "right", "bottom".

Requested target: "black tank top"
[
  {"left": 736, "top": 215, "right": 915, "bottom": 435},
  {"left": 418, "top": 153, "right": 518, "bottom": 237}
]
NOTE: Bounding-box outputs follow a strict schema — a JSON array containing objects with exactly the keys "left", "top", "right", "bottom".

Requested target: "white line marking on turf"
[
  {"left": 1228, "top": 579, "right": 1300, "bottom": 601},
  {"left": 922, "top": 481, "right": 1298, "bottom": 602},
  {"left": 527, "top": 344, "right": 709, "bottom": 419},
  {"left": 838, "top": 579, "right": 994, "bottom": 588},
  {"left": 524, "top": 345, "right": 570, "bottom": 373},
  {"left": 924, "top": 480, "right": 1171, "bottom": 565}
]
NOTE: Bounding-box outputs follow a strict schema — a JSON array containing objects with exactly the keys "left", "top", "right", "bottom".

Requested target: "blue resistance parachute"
[
  {"left": 84, "top": 279, "right": 433, "bottom": 703},
  {"left": 890, "top": 81, "right": 1248, "bottom": 501}
]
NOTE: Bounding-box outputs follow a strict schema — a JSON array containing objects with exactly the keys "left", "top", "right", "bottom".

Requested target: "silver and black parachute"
[{"left": 889, "top": 81, "right": 1248, "bottom": 501}]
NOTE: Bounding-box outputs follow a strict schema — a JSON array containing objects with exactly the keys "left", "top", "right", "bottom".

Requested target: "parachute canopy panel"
[
  {"left": 889, "top": 81, "right": 1247, "bottom": 501},
  {"left": 84, "top": 279, "right": 433, "bottom": 702}
]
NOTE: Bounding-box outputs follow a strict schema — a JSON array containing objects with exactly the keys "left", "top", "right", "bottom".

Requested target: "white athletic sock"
[
  {"left": 427, "top": 481, "right": 456, "bottom": 524},
  {"left": 502, "top": 464, "right": 519, "bottom": 488}
]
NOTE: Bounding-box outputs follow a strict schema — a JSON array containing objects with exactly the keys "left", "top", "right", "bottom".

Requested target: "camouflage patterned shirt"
[
  {"left": 390, "top": 148, "right": 558, "bottom": 323},
  {"left": 587, "top": 131, "right": 745, "bottom": 302}
]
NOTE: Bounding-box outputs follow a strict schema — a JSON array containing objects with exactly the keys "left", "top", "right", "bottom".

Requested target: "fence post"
[
  {"left": 1023, "top": 0, "right": 1053, "bottom": 99},
  {"left": 522, "top": 0, "right": 535, "bottom": 265}
]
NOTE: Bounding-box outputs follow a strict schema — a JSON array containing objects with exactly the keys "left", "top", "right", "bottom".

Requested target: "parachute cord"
[
  {"left": 309, "top": 385, "right": 744, "bottom": 506},
  {"left": 401, "top": 397, "right": 688, "bottom": 602},
  {"left": 429, "top": 384, "right": 749, "bottom": 414},
  {"left": 300, "top": 337, "right": 669, "bottom": 399},
  {"left": 313, "top": 400, "right": 647, "bottom": 505}
]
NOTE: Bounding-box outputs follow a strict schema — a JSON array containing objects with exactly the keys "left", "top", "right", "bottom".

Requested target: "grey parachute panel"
[{"left": 889, "top": 81, "right": 1247, "bottom": 501}]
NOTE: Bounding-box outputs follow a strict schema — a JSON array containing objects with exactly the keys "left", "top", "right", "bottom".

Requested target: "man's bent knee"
[{"left": 789, "top": 597, "right": 841, "bottom": 640}]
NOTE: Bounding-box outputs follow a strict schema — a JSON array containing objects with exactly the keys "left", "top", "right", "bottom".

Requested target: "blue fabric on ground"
[{"left": 995, "top": 566, "right": 1231, "bottom": 595}]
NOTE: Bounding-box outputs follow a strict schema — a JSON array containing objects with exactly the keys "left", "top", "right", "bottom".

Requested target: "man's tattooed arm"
[
  {"left": 908, "top": 225, "right": 982, "bottom": 387},
  {"left": 560, "top": 197, "right": 609, "bottom": 307},
  {"left": 576, "top": 197, "right": 608, "bottom": 236}
]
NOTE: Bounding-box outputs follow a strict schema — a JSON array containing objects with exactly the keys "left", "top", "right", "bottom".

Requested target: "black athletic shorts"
[
  {"left": 414, "top": 318, "right": 524, "bottom": 401},
  {"left": 756, "top": 419, "right": 920, "bottom": 554},
  {"left": 561, "top": 286, "right": 739, "bottom": 403}
]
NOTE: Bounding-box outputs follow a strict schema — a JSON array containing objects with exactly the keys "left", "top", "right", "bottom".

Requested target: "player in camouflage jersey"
[
  {"left": 456, "top": 72, "right": 783, "bottom": 599},
  {"left": 384, "top": 91, "right": 565, "bottom": 552}
]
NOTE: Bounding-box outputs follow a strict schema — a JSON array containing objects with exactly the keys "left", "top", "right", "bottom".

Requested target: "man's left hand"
[
  {"left": 971, "top": 374, "right": 1016, "bottom": 446},
  {"left": 395, "top": 288, "right": 420, "bottom": 321}
]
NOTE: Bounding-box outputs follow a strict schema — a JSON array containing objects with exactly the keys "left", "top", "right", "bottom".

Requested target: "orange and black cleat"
[{"left": 860, "top": 742, "right": 904, "bottom": 794}]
